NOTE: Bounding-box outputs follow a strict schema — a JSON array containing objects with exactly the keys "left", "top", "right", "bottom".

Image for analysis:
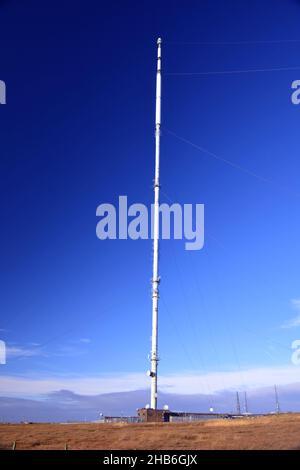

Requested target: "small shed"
[{"left": 137, "top": 408, "right": 170, "bottom": 422}]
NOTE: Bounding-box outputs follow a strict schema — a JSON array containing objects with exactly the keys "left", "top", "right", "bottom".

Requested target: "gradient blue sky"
[{"left": 1, "top": 0, "right": 300, "bottom": 404}]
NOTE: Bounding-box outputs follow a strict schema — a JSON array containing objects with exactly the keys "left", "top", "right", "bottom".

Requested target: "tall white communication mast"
[{"left": 149, "top": 38, "right": 162, "bottom": 410}]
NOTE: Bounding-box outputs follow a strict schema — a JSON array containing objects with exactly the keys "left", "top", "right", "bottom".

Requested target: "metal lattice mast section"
[
  {"left": 150, "top": 38, "right": 162, "bottom": 410},
  {"left": 236, "top": 391, "right": 241, "bottom": 415},
  {"left": 274, "top": 385, "right": 280, "bottom": 414},
  {"left": 244, "top": 391, "right": 249, "bottom": 414}
]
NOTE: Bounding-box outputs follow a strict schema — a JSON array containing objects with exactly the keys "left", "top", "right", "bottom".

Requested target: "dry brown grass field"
[{"left": 0, "top": 414, "right": 300, "bottom": 450}]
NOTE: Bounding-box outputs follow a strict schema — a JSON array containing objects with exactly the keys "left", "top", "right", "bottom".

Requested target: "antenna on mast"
[{"left": 149, "top": 37, "right": 162, "bottom": 410}]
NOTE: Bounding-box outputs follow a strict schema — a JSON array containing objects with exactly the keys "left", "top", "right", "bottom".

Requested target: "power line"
[
  {"left": 188, "top": 255, "right": 228, "bottom": 394},
  {"left": 165, "top": 128, "right": 270, "bottom": 183},
  {"left": 165, "top": 128, "right": 300, "bottom": 198},
  {"left": 160, "top": 295, "right": 198, "bottom": 371},
  {"left": 161, "top": 184, "right": 248, "bottom": 395},
  {"left": 160, "top": 188, "right": 224, "bottom": 248},
  {"left": 166, "top": 39, "right": 300, "bottom": 46},
  {"left": 167, "top": 242, "right": 216, "bottom": 405},
  {"left": 166, "top": 65, "right": 300, "bottom": 76}
]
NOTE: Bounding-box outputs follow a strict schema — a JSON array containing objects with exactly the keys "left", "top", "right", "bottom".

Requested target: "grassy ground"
[{"left": 0, "top": 413, "right": 300, "bottom": 450}]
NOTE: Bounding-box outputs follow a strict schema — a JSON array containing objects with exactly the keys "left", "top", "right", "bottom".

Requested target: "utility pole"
[
  {"left": 274, "top": 385, "right": 280, "bottom": 414},
  {"left": 149, "top": 38, "right": 162, "bottom": 410},
  {"left": 236, "top": 391, "right": 241, "bottom": 415}
]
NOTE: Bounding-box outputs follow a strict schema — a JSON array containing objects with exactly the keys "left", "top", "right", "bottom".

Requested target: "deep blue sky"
[{"left": 1, "top": 0, "right": 300, "bottom": 401}]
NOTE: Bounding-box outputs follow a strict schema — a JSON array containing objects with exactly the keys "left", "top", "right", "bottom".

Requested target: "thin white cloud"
[
  {"left": 51, "top": 344, "right": 90, "bottom": 358},
  {"left": 4, "top": 341, "right": 90, "bottom": 361},
  {"left": 282, "top": 316, "right": 300, "bottom": 329},
  {"left": 0, "top": 365, "right": 299, "bottom": 398},
  {"left": 281, "top": 299, "right": 300, "bottom": 329},
  {"left": 78, "top": 338, "right": 91, "bottom": 344},
  {"left": 6, "top": 346, "right": 43, "bottom": 359},
  {"left": 291, "top": 299, "right": 300, "bottom": 309}
]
